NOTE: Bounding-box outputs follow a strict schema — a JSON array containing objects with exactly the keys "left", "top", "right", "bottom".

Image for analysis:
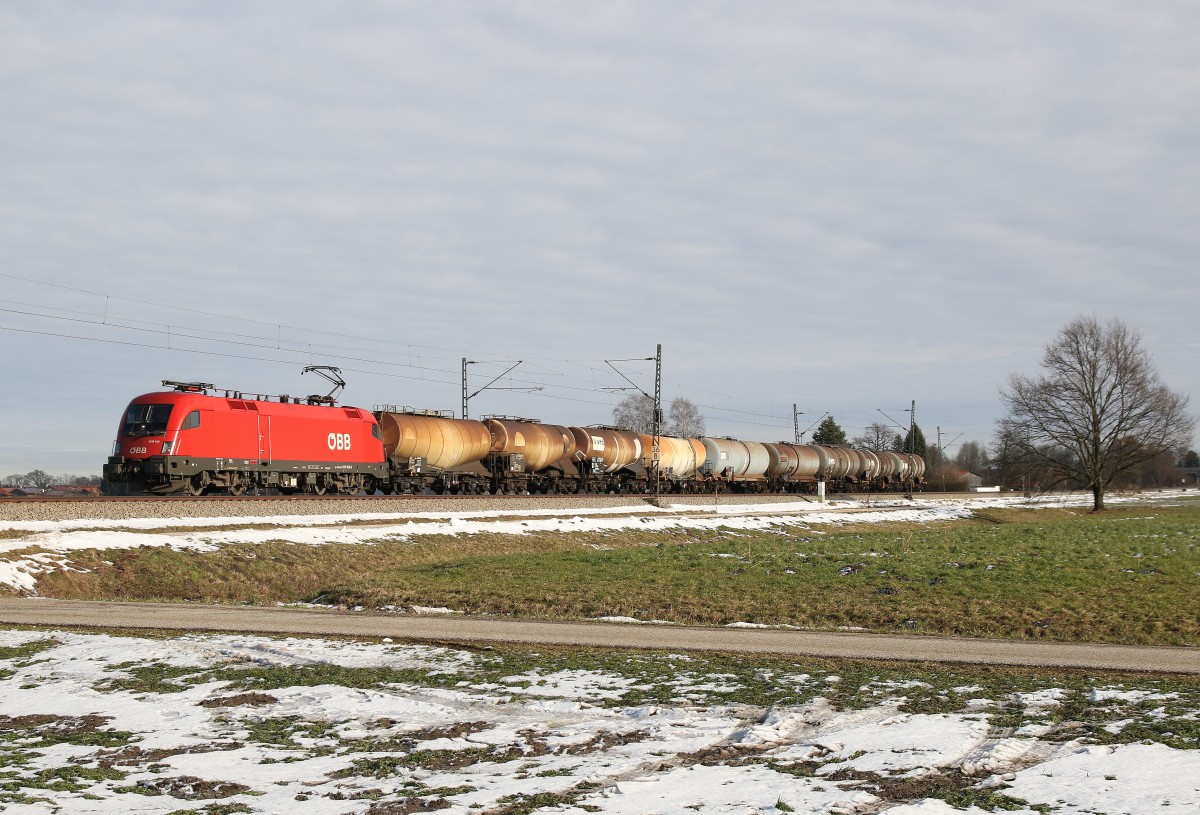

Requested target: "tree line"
[{"left": 3, "top": 471, "right": 102, "bottom": 490}]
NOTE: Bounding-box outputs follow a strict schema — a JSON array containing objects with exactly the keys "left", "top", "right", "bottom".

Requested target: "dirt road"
[{"left": 2, "top": 598, "right": 1196, "bottom": 674}]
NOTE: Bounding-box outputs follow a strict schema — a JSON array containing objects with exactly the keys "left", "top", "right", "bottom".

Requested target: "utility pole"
[
  {"left": 907, "top": 400, "right": 916, "bottom": 498},
  {"left": 793, "top": 404, "right": 801, "bottom": 444},
  {"left": 908, "top": 400, "right": 916, "bottom": 456},
  {"left": 878, "top": 402, "right": 916, "bottom": 498},
  {"left": 604, "top": 345, "right": 663, "bottom": 503},
  {"left": 462, "top": 358, "right": 470, "bottom": 420},
  {"left": 934, "top": 425, "right": 962, "bottom": 493},
  {"left": 937, "top": 425, "right": 944, "bottom": 492},
  {"left": 653, "top": 343, "right": 662, "bottom": 501},
  {"left": 461, "top": 358, "right": 533, "bottom": 419}
]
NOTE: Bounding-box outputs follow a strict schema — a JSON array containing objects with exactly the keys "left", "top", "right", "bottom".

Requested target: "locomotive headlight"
[{"left": 161, "top": 441, "right": 173, "bottom": 455}]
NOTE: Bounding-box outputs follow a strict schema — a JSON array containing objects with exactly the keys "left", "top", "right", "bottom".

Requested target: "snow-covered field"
[
  {"left": 2, "top": 492, "right": 1199, "bottom": 812},
  {"left": 1, "top": 627, "right": 1198, "bottom": 814}
]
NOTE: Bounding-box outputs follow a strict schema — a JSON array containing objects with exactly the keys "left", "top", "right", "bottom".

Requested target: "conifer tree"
[
  {"left": 896, "top": 424, "right": 927, "bottom": 457},
  {"left": 811, "top": 415, "right": 847, "bottom": 445}
]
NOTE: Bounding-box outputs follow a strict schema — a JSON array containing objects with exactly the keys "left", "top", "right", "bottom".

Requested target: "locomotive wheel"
[
  {"left": 310, "top": 475, "right": 326, "bottom": 496},
  {"left": 228, "top": 481, "right": 246, "bottom": 497},
  {"left": 185, "top": 475, "right": 206, "bottom": 496},
  {"left": 379, "top": 484, "right": 395, "bottom": 495}
]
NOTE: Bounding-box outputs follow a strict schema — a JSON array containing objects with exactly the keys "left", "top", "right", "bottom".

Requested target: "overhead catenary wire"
[
  {"left": 1, "top": 316, "right": 816, "bottom": 433},
  {"left": 3, "top": 274, "right": 845, "bottom": 432}
]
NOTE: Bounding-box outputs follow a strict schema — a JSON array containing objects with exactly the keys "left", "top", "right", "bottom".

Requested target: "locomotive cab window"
[
  {"left": 181, "top": 410, "right": 201, "bottom": 430},
  {"left": 123, "top": 404, "right": 173, "bottom": 437}
]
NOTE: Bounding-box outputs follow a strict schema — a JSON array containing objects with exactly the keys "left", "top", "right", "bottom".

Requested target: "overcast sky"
[{"left": 3, "top": 1, "right": 1198, "bottom": 476}]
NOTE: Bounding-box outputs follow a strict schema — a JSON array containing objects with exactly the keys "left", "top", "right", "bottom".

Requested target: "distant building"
[{"left": 49, "top": 484, "right": 100, "bottom": 496}]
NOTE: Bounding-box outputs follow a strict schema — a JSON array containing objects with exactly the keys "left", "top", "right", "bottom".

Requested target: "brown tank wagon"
[
  {"left": 814, "top": 445, "right": 857, "bottom": 481},
  {"left": 764, "top": 442, "right": 823, "bottom": 482},
  {"left": 377, "top": 410, "right": 491, "bottom": 471},
  {"left": 571, "top": 427, "right": 642, "bottom": 473},
  {"left": 486, "top": 418, "right": 576, "bottom": 472},
  {"left": 637, "top": 434, "right": 705, "bottom": 479}
]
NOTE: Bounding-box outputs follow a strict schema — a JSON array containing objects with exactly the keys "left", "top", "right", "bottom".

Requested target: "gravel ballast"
[{"left": 0, "top": 493, "right": 825, "bottom": 523}]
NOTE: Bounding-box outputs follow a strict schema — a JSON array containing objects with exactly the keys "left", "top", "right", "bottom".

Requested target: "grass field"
[{"left": 28, "top": 500, "right": 1200, "bottom": 646}]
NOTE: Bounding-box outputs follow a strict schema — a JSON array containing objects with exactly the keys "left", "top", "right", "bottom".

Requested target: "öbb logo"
[{"left": 327, "top": 433, "right": 352, "bottom": 451}]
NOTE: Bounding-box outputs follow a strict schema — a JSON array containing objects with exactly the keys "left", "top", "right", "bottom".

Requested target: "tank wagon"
[{"left": 104, "top": 379, "right": 924, "bottom": 496}]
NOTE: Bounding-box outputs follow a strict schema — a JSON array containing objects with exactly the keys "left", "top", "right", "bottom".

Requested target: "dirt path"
[{"left": 2, "top": 598, "right": 1196, "bottom": 674}]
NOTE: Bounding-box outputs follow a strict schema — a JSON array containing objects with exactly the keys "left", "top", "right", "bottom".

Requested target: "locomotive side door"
[{"left": 258, "top": 415, "right": 272, "bottom": 463}]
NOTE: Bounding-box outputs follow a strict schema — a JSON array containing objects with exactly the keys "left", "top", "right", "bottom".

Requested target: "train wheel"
[
  {"left": 186, "top": 475, "right": 205, "bottom": 496},
  {"left": 228, "top": 481, "right": 246, "bottom": 497}
]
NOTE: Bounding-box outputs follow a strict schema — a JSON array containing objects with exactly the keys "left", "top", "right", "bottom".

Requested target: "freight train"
[{"left": 103, "top": 373, "right": 925, "bottom": 496}]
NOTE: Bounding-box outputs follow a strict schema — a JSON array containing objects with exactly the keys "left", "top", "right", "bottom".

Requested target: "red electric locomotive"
[{"left": 103, "top": 368, "right": 386, "bottom": 495}]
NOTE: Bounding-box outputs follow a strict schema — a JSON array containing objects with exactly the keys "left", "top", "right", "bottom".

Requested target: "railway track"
[
  {"left": 6, "top": 490, "right": 986, "bottom": 504},
  {"left": 0, "top": 490, "right": 1009, "bottom": 524}
]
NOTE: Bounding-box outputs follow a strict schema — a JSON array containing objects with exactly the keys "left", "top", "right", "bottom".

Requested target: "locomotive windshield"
[{"left": 123, "top": 403, "right": 174, "bottom": 437}]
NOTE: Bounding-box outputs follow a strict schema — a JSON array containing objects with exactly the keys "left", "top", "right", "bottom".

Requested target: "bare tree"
[
  {"left": 25, "top": 470, "right": 54, "bottom": 490},
  {"left": 667, "top": 397, "right": 705, "bottom": 437},
  {"left": 611, "top": 393, "right": 655, "bottom": 434},
  {"left": 1000, "top": 316, "right": 1193, "bottom": 510},
  {"left": 954, "top": 441, "right": 987, "bottom": 475},
  {"left": 852, "top": 422, "right": 894, "bottom": 450},
  {"left": 612, "top": 394, "right": 706, "bottom": 437}
]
